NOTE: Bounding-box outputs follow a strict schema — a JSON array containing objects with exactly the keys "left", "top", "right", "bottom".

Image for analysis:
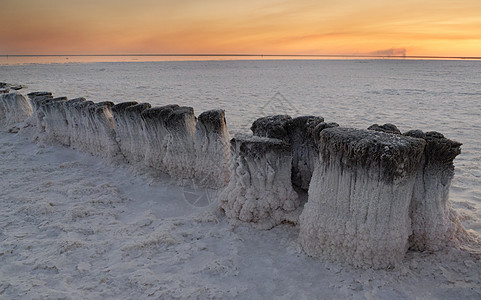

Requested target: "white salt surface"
[{"left": 1, "top": 59, "right": 481, "bottom": 298}]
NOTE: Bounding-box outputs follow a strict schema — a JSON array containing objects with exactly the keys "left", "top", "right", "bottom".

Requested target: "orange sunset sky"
[{"left": 1, "top": 0, "right": 480, "bottom": 57}]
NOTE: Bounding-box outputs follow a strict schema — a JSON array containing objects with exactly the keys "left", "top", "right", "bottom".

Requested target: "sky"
[{"left": 1, "top": 0, "right": 480, "bottom": 57}]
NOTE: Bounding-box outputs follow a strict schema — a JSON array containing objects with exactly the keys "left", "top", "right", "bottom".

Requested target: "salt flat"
[{"left": 1, "top": 59, "right": 481, "bottom": 298}]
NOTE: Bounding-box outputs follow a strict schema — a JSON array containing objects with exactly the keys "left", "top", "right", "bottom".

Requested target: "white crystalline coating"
[
  {"left": 405, "top": 130, "right": 470, "bottom": 251},
  {"left": 67, "top": 100, "right": 95, "bottom": 152},
  {"left": 0, "top": 92, "right": 33, "bottom": 129},
  {"left": 39, "top": 97, "right": 70, "bottom": 145},
  {"left": 24, "top": 94, "right": 231, "bottom": 188},
  {"left": 0, "top": 95, "right": 5, "bottom": 126},
  {"left": 33, "top": 97, "right": 66, "bottom": 136},
  {"left": 65, "top": 99, "right": 91, "bottom": 151},
  {"left": 26, "top": 92, "right": 53, "bottom": 132},
  {"left": 141, "top": 105, "right": 179, "bottom": 172},
  {"left": 162, "top": 106, "right": 197, "bottom": 180},
  {"left": 409, "top": 157, "right": 460, "bottom": 251},
  {"left": 300, "top": 164, "right": 415, "bottom": 268},
  {"left": 86, "top": 102, "right": 122, "bottom": 160},
  {"left": 299, "top": 128, "right": 425, "bottom": 269},
  {"left": 115, "top": 104, "right": 231, "bottom": 187},
  {"left": 112, "top": 102, "right": 150, "bottom": 164},
  {"left": 63, "top": 100, "right": 122, "bottom": 160},
  {"left": 219, "top": 134, "right": 300, "bottom": 229},
  {"left": 194, "top": 109, "right": 231, "bottom": 188}
]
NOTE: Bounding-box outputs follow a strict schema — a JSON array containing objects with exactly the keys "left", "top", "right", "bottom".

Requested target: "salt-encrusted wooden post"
[
  {"left": 251, "top": 115, "right": 338, "bottom": 192},
  {"left": 287, "top": 116, "right": 329, "bottom": 191},
  {"left": 162, "top": 106, "right": 197, "bottom": 180},
  {"left": 111, "top": 101, "right": 138, "bottom": 161},
  {"left": 404, "top": 130, "right": 467, "bottom": 251},
  {"left": 63, "top": 98, "right": 86, "bottom": 149},
  {"left": 219, "top": 134, "right": 300, "bottom": 229},
  {"left": 299, "top": 128, "right": 425, "bottom": 269},
  {"left": 67, "top": 100, "right": 93, "bottom": 151},
  {"left": 112, "top": 102, "right": 150, "bottom": 164},
  {"left": 0, "top": 93, "right": 33, "bottom": 130},
  {"left": 40, "top": 97, "right": 69, "bottom": 145},
  {"left": 194, "top": 109, "right": 231, "bottom": 188},
  {"left": 141, "top": 104, "right": 179, "bottom": 172},
  {"left": 26, "top": 92, "right": 53, "bottom": 132},
  {"left": 82, "top": 101, "right": 121, "bottom": 160}
]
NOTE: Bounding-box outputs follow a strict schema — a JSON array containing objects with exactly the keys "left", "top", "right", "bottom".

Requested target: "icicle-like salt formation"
[
  {"left": 63, "top": 98, "right": 88, "bottom": 150},
  {"left": 112, "top": 102, "right": 149, "bottom": 164},
  {"left": 63, "top": 97, "right": 87, "bottom": 137},
  {"left": 39, "top": 97, "right": 70, "bottom": 145},
  {"left": 123, "top": 103, "right": 152, "bottom": 164},
  {"left": 299, "top": 128, "right": 425, "bottom": 269},
  {"left": 67, "top": 100, "right": 94, "bottom": 152},
  {"left": 367, "top": 125, "right": 472, "bottom": 251},
  {"left": 21, "top": 92, "right": 231, "bottom": 188},
  {"left": 0, "top": 93, "right": 33, "bottom": 129},
  {"left": 0, "top": 95, "right": 8, "bottom": 127},
  {"left": 0, "top": 98, "right": 5, "bottom": 125},
  {"left": 26, "top": 92, "right": 53, "bottom": 131},
  {"left": 162, "top": 106, "right": 197, "bottom": 180},
  {"left": 85, "top": 101, "right": 122, "bottom": 160},
  {"left": 193, "top": 109, "right": 231, "bottom": 188},
  {"left": 63, "top": 99, "right": 121, "bottom": 159},
  {"left": 404, "top": 130, "right": 468, "bottom": 251},
  {"left": 219, "top": 134, "right": 300, "bottom": 229},
  {"left": 36, "top": 97, "right": 67, "bottom": 134},
  {"left": 141, "top": 105, "right": 178, "bottom": 171}
]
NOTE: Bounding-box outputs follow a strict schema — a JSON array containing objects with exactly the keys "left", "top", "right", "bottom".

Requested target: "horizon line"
[{"left": 1, "top": 54, "right": 481, "bottom": 60}]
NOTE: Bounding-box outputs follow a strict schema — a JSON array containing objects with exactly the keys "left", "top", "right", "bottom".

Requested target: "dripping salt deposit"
[
  {"left": 299, "top": 128, "right": 426, "bottom": 269},
  {"left": 218, "top": 134, "right": 300, "bottom": 229},
  {"left": 111, "top": 101, "right": 147, "bottom": 164}
]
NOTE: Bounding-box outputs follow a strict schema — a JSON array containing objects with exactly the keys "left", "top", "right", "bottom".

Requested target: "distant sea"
[{"left": 2, "top": 54, "right": 478, "bottom": 66}]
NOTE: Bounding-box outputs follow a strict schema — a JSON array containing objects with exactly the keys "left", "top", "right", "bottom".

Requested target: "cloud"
[{"left": 370, "top": 47, "right": 407, "bottom": 57}]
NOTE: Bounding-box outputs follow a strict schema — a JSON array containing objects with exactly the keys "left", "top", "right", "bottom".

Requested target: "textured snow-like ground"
[
  {"left": 2, "top": 59, "right": 481, "bottom": 298},
  {"left": 1, "top": 131, "right": 481, "bottom": 299}
]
